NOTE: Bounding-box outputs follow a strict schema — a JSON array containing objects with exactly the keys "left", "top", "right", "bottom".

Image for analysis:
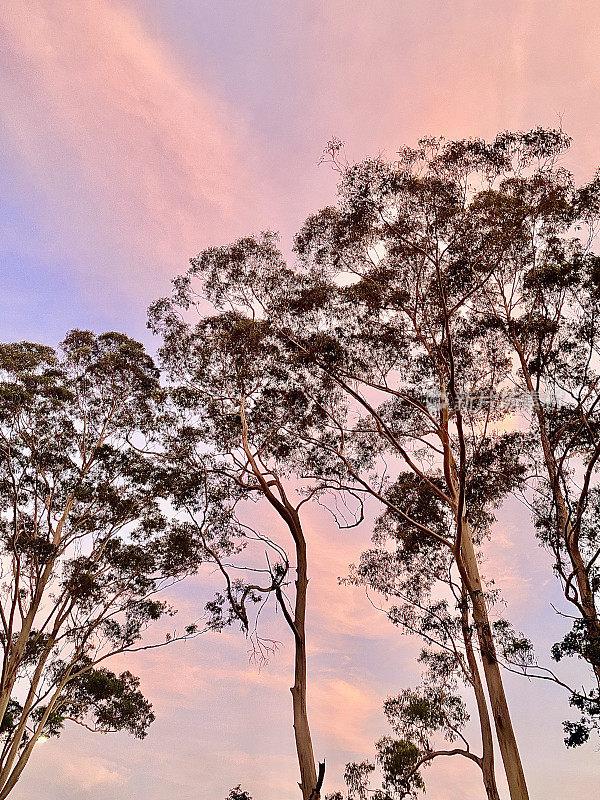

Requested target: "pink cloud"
[
  {"left": 60, "top": 755, "right": 124, "bottom": 792},
  {"left": 23, "top": 747, "right": 125, "bottom": 795},
  {"left": 310, "top": 677, "right": 380, "bottom": 753},
  {"left": 300, "top": 0, "right": 600, "bottom": 182},
  {"left": 0, "top": 0, "right": 269, "bottom": 296}
]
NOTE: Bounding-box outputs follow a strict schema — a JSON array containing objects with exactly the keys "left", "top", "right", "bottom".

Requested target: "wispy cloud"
[
  {"left": 60, "top": 754, "right": 124, "bottom": 792},
  {"left": 310, "top": 677, "right": 380, "bottom": 754},
  {"left": 0, "top": 0, "right": 268, "bottom": 297}
]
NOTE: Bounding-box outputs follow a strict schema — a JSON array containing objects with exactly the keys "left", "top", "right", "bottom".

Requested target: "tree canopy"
[
  {"left": 4, "top": 126, "right": 600, "bottom": 800},
  {"left": 0, "top": 331, "right": 218, "bottom": 798},
  {"left": 151, "top": 127, "right": 600, "bottom": 800}
]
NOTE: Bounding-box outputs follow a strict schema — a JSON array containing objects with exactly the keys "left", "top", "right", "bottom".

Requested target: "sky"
[{"left": 2, "top": 1, "right": 600, "bottom": 798}]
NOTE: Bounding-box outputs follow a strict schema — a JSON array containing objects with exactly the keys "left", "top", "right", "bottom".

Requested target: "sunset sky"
[{"left": 2, "top": 2, "right": 600, "bottom": 798}]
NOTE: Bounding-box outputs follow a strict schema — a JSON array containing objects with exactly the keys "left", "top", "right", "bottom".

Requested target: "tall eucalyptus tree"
[
  {"left": 0, "top": 331, "right": 214, "bottom": 798},
  {"left": 149, "top": 305, "right": 329, "bottom": 800},
  {"left": 469, "top": 131, "right": 600, "bottom": 745},
  {"left": 156, "top": 126, "right": 600, "bottom": 797},
  {"left": 153, "top": 132, "right": 548, "bottom": 799}
]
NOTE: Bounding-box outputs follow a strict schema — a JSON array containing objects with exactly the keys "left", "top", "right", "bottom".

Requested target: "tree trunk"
[
  {"left": 515, "top": 346, "right": 600, "bottom": 690},
  {"left": 289, "top": 530, "right": 319, "bottom": 800},
  {"left": 461, "top": 596, "right": 501, "bottom": 800},
  {"left": 482, "top": 760, "right": 502, "bottom": 800},
  {"left": 0, "top": 668, "right": 71, "bottom": 800},
  {"left": 239, "top": 414, "right": 321, "bottom": 799},
  {"left": 460, "top": 519, "right": 529, "bottom": 800}
]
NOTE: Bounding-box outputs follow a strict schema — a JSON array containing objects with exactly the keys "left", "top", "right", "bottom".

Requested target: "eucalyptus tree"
[
  {"left": 149, "top": 305, "right": 329, "bottom": 800},
  {"left": 154, "top": 133, "right": 548, "bottom": 799},
  {"left": 0, "top": 331, "right": 216, "bottom": 798},
  {"left": 342, "top": 488, "right": 534, "bottom": 800},
  {"left": 157, "top": 124, "right": 600, "bottom": 797},
  {"left": 464, "top": 132, "right": 600, "bottom": 745}
]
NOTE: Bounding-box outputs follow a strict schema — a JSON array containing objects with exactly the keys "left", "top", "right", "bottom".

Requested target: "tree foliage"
[
  {"left": 159, "top": 130, "right": 589, "bottom": 800},
  {"left": 0, "top": 331, "right": 213, "bottom": 798}
]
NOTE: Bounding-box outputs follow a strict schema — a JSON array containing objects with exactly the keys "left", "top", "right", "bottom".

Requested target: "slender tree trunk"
[
  {"left": 289, "top": 526, "right": 319, "bottom": 800},
  {"left": 439, "top": 374, "right": 527, "bottom": 798},
  {"left": 460, "top": 519, "right": 529, "bottom": 800},
  {"left": 239, "top": 411, "right": 320, "bottom": 800},
  {"left": 514, "top": 346, "right": 600, "bottom": 690},
  {"left": 461, "top": 596, "right": 501, "bottom": 800},
  {"left": 0, "top": 548, "right": 63, "bottom": 727},
  {"left": 0, "top": 679, "right": 67, "bottom": 800},
  {"left": 481, "top": 740, "right": 502, "bottom": 800}
]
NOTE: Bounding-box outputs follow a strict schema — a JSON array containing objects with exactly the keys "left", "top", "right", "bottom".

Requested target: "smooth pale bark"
[
  {"left": 274, "top": 505, "right": 322, "bottom": 800},
  {"left": 460, "top": 519, "right": 529, "bottom": 800},
  {"left": 0, "top": 599, "right": 77, "bottom": 798},
  {"left": 0, "top": 673, "right": 70, "bottom": 800},
  {"left": 440, "top": 372, "right": 528, "bottom": 800},
  {"left": 461, "top": 599, "right": 501, "bottom": 800},
  {"left": 0, "top": 555, "right": 58, "bottom": 724},
  {"left": 0, "top": 497, "right": 76, "bottom": 728},
  {"left": 289, "top": 530, "right": 319, "bottom": 800},
  {"left": 240, "top": 411, "right": 320, "bottom": 800}
]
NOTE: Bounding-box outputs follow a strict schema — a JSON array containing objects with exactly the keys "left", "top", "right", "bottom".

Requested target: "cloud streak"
[{"left": 0, "top": 0, "right": 268, "bottom": 298}]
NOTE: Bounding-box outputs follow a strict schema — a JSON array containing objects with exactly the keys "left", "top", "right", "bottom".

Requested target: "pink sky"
[{"left": 2, "top": 1, "right": 600, "bottom": 798}]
